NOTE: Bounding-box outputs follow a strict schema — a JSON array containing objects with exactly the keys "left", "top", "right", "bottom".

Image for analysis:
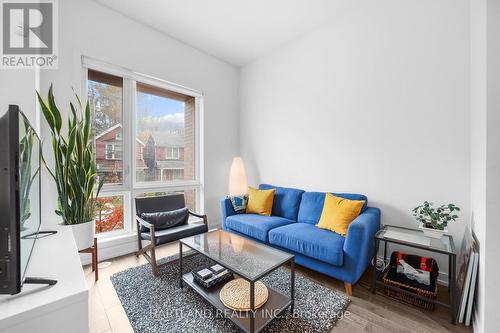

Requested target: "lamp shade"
[{"left": 229, "top": 157, "right": 248, "bottom": 196}]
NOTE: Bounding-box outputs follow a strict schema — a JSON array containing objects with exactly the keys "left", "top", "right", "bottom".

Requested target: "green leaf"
[
  {"left": 38, "top": 85, "right": 102, "bottom": 225},
  {"left": 83, "top": 100, "right": 91, "bottom": 145},
  {"left": 47, "top": 85, "right": 63, "bottom": 133},
  {"left": 37, "top": 91, "right": 57, "bottom": 133}
]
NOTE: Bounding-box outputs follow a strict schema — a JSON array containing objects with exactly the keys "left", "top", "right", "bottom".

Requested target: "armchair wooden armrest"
[
  {"left": 189, "top": 210, "right": 208, "bottom": 226},
  {"left": 136, "top": 216, "right": 153, "bottom": 230}
]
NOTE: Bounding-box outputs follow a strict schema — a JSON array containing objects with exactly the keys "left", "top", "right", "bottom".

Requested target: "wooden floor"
[{"left": 85, "top": 242, "right": 473, "bottom": 333}]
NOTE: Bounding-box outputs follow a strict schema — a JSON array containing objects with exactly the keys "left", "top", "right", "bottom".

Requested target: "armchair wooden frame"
[{"left": 135, "top": 210, "right": 208, "bottom": 276}]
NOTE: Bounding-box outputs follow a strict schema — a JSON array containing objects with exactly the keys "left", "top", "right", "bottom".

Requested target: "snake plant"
[
  {"left": 19, "top": 120, "right": 39, "bottom": 226},
  {"left": 37, "top": 85, "right": 104, "bottom": 225}
]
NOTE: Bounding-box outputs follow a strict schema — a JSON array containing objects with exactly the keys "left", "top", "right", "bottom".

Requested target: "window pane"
[
  {"left": 136, "top": 83, "right": 195, "bottom": 183},
  {"left": 88, "top": 69, "right": 124, "bottom": 185},
  {"left": 94, "top": 195, "right": 124, "bottom": 233},
  {"left": 135, "top": 189, "right": 196, "bottom": 212}
]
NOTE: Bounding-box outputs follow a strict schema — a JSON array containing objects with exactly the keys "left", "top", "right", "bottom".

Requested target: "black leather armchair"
[{"left": 135, "top": 194, "right": 208, "bottom": 276}]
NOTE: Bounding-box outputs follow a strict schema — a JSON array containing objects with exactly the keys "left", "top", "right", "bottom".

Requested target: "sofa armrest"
[
  {"left": 221, "top": 198, "right": 236, "bottom": 230},
  {"left": 342, "top": 207, "right": 381, "bottom": 284}
]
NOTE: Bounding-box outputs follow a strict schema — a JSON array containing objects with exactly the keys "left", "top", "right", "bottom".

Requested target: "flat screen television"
[{"left": 0, "top": 105, "right": 42, "bottom": 295}]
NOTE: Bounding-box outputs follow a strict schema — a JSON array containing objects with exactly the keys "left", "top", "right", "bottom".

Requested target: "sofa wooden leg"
[{"left": 344, "top": 282, "right": 353, "bottom": 296}]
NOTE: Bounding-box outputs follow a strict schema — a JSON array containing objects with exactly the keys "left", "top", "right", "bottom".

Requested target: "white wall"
[
  {"left": 240, "top": 0, "right": 470, "bottom": 274},
  {"left": 37, "top": 0, "right": 239, "bottom": 233},
  {"left": 470, "top": 0, "right": 487, "bottom": 331},
  {"left": 470, "top": 0, "right": 500, "bottom": 331},
  {"left": 483, "top": 0, "right": 500, "bottom": 331},
  {"left": 0, "top": 70, "right": 39, "bottom": 132}
]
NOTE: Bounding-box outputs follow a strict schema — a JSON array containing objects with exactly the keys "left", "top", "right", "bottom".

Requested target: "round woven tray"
[{"left": 219, "top": 278, "right": 269, "bottom": 311}]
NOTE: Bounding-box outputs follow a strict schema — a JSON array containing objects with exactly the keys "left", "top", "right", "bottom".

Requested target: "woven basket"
[
  {"left": 383, "top": 269, "right": 438, "bottom": 310},
  {"left": 219, "top": 278, "right": 269, "bottom": 311}
]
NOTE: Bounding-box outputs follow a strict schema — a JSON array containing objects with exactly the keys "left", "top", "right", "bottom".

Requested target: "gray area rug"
[{"left": 111, "top": 252, "right": 350, "bottom": 333}]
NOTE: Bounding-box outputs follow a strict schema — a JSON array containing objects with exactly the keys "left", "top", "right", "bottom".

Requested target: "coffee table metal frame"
[
  {"left": 371, "top": 225, "right": 457, "bottom": 324},
  {"left": 179, "top": 230, "right": 295, "bottom": 333}
]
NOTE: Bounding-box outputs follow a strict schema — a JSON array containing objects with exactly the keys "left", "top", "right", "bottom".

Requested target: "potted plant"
[
  {"left": 19, "top": 121, "right": 39, "bottom": 230},
  {"left": 37, "top": 85, "right": 103, "bottom": 251},
  {"left": 412, "top": 201, "right": 460, "bottom": 239}
]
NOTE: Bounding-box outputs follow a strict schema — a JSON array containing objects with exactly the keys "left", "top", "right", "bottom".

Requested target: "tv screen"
[{"left": 0, "top": 105, "right": 41, "bottom": 295}]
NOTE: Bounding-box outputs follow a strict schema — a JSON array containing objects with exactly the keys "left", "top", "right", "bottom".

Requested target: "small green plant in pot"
[
  {"left": 37, "top": 85, "right": 103, "bottom": 250},
  {"left": 412, "top": 201, "right": 460, "bottom": 239}
]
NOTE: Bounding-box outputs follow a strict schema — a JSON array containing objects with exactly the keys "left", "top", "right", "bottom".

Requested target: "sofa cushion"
[
  {"left": 259, "top": 184, "right": 305, "bottom": 220},
  {"left": 269, "top": 223, "right": 345, "bottom": 266},
  {"left": 141, "top": 222, "right": 207, "bottom": 246},
  {"left": 225, "top": 214, "right": 295, "bottom": 242},
  {"left": 140, "top": 207, "right": 189, "bottom": 231},
  {"left": 246, "top": 187, "right": 275, "bottom": 216},
  {"left": 316, "top": 193, "right": 365, "bottom": 236},
  {"left": 228, "top": 194, "right": 248, "bottom": 212},
  {"left": 298, "top": 192, "right": 368, "bottom": 225}
]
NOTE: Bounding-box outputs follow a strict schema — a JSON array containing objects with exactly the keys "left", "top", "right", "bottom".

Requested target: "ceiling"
[{"left": 95, "top": 0, "right": 351, "bottom": 66}]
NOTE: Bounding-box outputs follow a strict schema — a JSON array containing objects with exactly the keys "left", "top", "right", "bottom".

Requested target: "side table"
[
  {"left": 79, "top": 237, "right": 98, "bottom": 281},
  {"left": 371, "top": 225, "right": 456, "bottom": 324}
]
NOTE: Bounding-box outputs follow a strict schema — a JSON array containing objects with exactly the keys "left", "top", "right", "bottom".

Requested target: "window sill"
[{"left": 98, "top": 232, "right": 136, "bottom": 247}]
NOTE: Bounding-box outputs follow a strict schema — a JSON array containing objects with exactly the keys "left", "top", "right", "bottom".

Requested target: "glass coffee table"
[{"left": 179, "top": 230, "right": 295, "bottom": 333}]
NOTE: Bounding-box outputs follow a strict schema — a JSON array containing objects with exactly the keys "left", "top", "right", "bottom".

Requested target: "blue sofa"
[{"left": 221, "top": 184, "right": 381, "bottom": 295}]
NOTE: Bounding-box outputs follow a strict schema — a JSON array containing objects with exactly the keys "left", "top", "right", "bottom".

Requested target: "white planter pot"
[
  {"left": 66, "top": 220, "right": 95, "bottom": 251},
  {"left": 418, "top": 222, "right": 448, "bottom": 239}
]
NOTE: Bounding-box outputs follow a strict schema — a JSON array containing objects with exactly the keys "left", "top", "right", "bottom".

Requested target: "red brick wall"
[
  {"left": 184, "top": 97, "right": 196, "bottom": 209},
  {"left": 136, "top": 142, "right": 143, "bottom": 161},
  {"left": 155, "top": 146, "right": 166, "bottom": 160}
]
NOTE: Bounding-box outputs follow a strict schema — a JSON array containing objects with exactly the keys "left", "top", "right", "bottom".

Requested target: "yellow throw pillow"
[
  {"left": 316, "top": 193, "right": 365, "bottom": 236},
  {"left": 246, "top": 187, "right": 275, "bottom": 216}
]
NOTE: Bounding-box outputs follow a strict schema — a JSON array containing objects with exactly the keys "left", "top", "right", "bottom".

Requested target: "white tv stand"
[{"left": 0, "top": 226, "right": 88, "bottom": 332}]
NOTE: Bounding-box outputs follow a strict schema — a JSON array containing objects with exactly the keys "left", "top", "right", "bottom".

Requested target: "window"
[
  {"left": 94, "top": 195, "right": 124, "bottom": 233},
  {"left": 161, "top": 168, "right": 184, "bottom": 181},
  {"left": 105, "top": 143, "right": 122, "bottom": 160},
  {"left": 167, "top": 147, "right": 180, "bottom": 160},
  {"left": 88, "top": 70, "right": 124, "bottom": 186},
  {"left": 85, "top": 59, "right": 203, "bottom": 238},
  {"left": 136, "top": 82, "right": 195, "bottom": 183}
]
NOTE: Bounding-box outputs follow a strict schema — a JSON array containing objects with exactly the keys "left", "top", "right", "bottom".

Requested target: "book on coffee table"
[
  {"left": 192, "top": 267, "right": 233, "bottom": 289},
  {"left": 180, "top": 230, "right": 295, "bottom": 333},
  {"left": 210, "top": 264, "right": 225, "bottom": 274},
  {"left": 194, "top": 268, "right": 213, "bottom": 281}
]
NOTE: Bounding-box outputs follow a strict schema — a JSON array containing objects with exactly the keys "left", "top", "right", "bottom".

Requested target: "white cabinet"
[{"left": 0, "top": 226, "right": 88, "bottom": 333}]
